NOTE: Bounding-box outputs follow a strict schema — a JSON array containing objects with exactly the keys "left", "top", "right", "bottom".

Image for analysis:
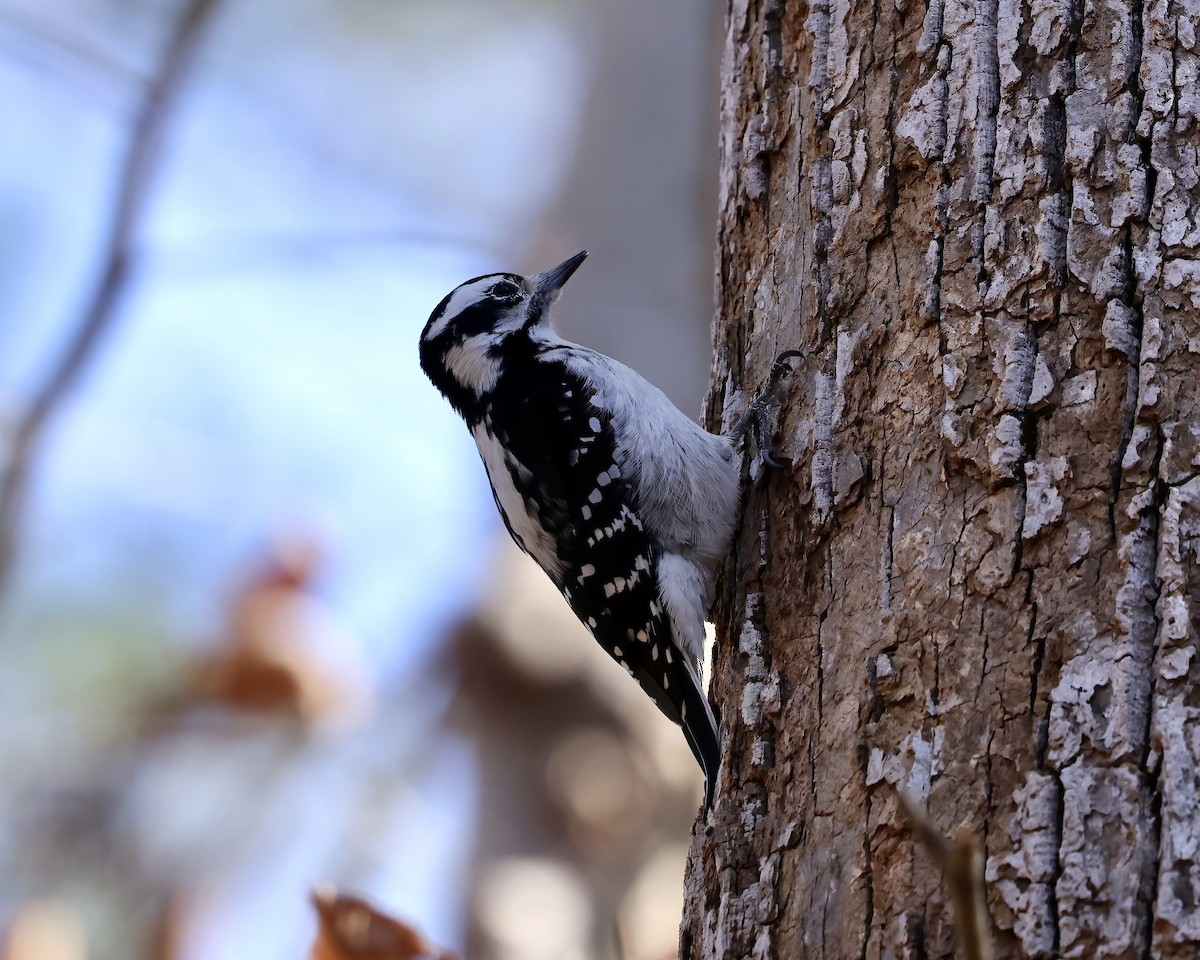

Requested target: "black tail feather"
[{"left": 680, "top": 684, "right": 721, "bottom": 814}]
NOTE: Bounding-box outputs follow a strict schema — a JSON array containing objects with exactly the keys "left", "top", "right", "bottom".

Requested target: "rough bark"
[{"left": 684, "top": 1, "right": 1200, "bottom": 958}]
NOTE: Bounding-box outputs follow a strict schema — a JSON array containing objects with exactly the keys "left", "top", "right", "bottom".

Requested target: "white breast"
[{"left": 471, "top": 424, "right": 565, "bottom": 580}]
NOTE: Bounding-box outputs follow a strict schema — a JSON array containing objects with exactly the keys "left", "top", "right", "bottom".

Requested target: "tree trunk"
[{"left": 684, "top": 1, "right": 1200, "bottom": 958}]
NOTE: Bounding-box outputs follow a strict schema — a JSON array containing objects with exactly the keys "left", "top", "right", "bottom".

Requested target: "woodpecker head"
[{"left": 419, "top": 251, "right": 587, "bottom": 415}]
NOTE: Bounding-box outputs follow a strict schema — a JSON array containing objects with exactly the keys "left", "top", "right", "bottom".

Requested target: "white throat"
[{"left": 443, "top": 336, "right": 503, "bottom": 394}]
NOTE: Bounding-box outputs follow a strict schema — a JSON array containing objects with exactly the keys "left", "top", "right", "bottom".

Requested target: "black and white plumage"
[{"left": 419, "top": 251, "right": 740, "bottom": 810}]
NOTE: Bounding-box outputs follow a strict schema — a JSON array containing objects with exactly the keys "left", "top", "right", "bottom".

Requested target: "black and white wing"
[{"left": 475, "top": 356, "right": 720, "bottom": 803}]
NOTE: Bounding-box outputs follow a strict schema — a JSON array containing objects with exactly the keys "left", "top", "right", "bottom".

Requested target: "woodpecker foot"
[{"left": 730, "top": 349, "right": 804, "bottom": 469}]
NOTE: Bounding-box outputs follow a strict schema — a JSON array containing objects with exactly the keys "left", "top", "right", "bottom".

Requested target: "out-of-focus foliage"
[
  {"left": 0, "top": 0, "right": 718, "bottom": 957},
  {"left": 310, "top": 886, "right": 459, "bottom": 960}
]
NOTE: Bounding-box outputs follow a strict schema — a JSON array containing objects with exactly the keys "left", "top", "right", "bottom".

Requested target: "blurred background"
[{"left": 0, "top": 1, "right": 721, "bottom": 958}]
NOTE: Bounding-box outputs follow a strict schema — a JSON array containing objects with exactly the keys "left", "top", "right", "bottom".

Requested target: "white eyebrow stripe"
[{"left": 425, "top": 280, "right": 493, "bottom": 340}]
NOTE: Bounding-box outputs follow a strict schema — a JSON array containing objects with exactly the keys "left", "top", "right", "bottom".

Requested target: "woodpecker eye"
[{"left": 488, "top": 280, "right": 521, "bottom": 301}]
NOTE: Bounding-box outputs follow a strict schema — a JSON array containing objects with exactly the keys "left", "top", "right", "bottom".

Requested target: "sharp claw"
[
  {"left": 753, "top": 406, "right": 790, "bottom": 470},
  {"left": 769, "top": 349, "right": 805, "bottom": 379},
  {"left": 729, "top": 349, "right": 803, "bottom": 471},
  {"left": 761, "top": 447, "right": 790, "bottom": 470},
  {"left": 764, "top": 349, "right": 804, "bottom": 394},
  {"left": 756, "top": 352, "right": 803, "bottom": 470}
]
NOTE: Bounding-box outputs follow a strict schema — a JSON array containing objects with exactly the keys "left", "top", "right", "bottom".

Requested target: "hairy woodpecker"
[{"left": 420, "top": 251, "right": 777, "bottom": 812}]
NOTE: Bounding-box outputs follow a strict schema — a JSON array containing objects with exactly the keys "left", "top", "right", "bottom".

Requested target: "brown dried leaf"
[
  {"left": 176, "top": 537, "right": 369, "bottom": 727},
  {"left": 309, "top": 887, "right": 459, "bottom": 960}
]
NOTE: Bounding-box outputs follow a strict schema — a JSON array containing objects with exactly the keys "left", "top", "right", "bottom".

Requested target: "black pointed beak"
[{"left": 534, "top": 250, "right": 588, "bottom": 301}]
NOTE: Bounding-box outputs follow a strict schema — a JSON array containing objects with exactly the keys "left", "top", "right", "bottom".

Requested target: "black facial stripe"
[
  {"left": 422, "top": 273, "right": 527, "bottom": 345},
  {"left": 445, "top": 301, "right": 503, "bottom": 339}
]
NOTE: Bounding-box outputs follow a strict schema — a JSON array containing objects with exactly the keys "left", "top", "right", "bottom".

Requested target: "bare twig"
[
  {"left": 897, "top": 789, "right": 994, "bottom": 960},
  {"left": 0, "top": 0, "right": 225, "bottom": 601}
]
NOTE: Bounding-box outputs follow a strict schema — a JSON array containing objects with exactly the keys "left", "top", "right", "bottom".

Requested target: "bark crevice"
[{"left": 689, "top": 0, "right": 1198, "bottom": 955}]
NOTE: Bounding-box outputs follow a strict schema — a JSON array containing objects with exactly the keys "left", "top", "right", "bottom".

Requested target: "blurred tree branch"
[
  {"left": 0, "top": 2, "right": 142, "bottom": 89},
  {"left": 0, "top": 0, "right": 225, "bottom": 602},
  {"left": 897, "top": 790, "right": 994, "bottom": 960}
]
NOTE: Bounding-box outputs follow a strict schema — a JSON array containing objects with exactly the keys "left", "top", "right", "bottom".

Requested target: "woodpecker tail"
[
  {"left": 627, "top": 652, "right": 721, "bottom": 813},
  {"left": 679, "top": 663, "right": 721, "bottom": 814}
]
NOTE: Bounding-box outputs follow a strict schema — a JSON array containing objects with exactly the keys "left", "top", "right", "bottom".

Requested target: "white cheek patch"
[{"left": 443, "top": 337, "right": 502, "bottom": 394}]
